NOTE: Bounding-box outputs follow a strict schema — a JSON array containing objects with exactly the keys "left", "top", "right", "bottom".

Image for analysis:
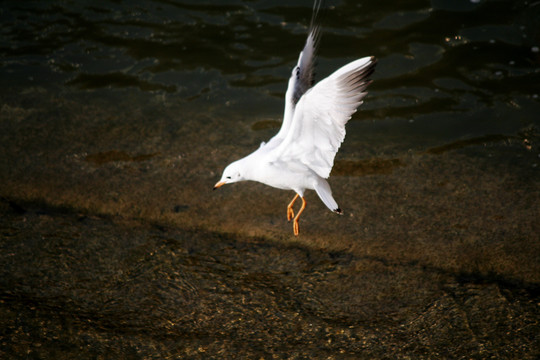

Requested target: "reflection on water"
[
  {"left": 424, "top": 134, "right": 511, "bottom": 155},
  {"left": 2, "top": 0, "right": 539, "bottom": 147},
  {"left": 332, "top": 158, "right": 404, "bottom": 176},
  {"left": 1, "top": 0, "right": 539, "bottom": 358},
  {"left": 85, "top": 150, "right": 161, "bottom": 165}
]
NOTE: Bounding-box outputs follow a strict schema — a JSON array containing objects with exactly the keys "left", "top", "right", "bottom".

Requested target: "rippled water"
[
  {"left": 3, "top": 0, "right": 539, "bottom": 148},
  {"left": 1, "top": 0, "right": 539, "bottom": 358}
]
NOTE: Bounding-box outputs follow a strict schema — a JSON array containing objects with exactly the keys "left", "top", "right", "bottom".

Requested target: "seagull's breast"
[{"left": 250, "top": 157, "right": 317, "bottom": 192}]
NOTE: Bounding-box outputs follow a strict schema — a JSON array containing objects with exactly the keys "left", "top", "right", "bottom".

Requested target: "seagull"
[{"left": 214, "top": 0, "right": 377, "bottom": 236}]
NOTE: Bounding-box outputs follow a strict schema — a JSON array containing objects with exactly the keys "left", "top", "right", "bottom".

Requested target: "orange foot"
[
  {"left": 286, "top": 194, "right": 299, "bottom": 221},
  {"left": 292, "top": 196, "right": 306, "bottom": 236}
]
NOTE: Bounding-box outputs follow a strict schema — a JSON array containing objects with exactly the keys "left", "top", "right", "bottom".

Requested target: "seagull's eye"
[{"left": 226, "top": 176, "right": 231, "bottom": 179}]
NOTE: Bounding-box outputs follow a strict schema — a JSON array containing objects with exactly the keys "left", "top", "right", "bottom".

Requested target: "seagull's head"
[{"left": 214, "top": 160, "right": 246, "bottom": 190}]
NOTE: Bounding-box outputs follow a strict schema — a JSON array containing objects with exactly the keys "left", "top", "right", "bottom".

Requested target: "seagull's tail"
[{"left": 314, "top": 179, "right": 342, "bottom": 215}]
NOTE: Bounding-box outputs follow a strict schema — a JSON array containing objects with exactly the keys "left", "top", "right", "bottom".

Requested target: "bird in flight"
[{"left": 214, "top": 0, "right": 377, "bottom": 235}]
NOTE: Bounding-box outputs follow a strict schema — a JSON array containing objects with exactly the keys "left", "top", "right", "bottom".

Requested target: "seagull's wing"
[
  {"left": 266, "top": 0, "right": 323, "bottom": 148},
  {"left": 270, "top": 56, "right": 377, "bottom": 178}
]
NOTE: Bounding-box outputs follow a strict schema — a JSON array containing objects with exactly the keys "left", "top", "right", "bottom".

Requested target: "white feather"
[{"left": 269, "top": 56, "right": 376, "bottom": 178}]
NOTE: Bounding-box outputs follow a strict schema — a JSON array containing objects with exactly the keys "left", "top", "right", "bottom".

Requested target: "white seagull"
[{"left": 214, "top": 0, "right": 377, "bottom": 236}]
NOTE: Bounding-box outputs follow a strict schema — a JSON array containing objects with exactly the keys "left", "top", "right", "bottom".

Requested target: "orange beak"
[{"left": 213, "top": 181, "right": 226, "bottom": 190}]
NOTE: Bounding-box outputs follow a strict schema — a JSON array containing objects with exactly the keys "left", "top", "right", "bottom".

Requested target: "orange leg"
[
  {"left": 287, "top": 194, "right": 299, "bottom": 221},
  {"left": 292, "top": 196, "right": 306, "bottom": 236}
]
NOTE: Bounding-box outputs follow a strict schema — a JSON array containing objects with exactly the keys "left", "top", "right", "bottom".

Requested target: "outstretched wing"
[
  {"left": 267, "top": 0, "right": 323, "bottom": 148},
  {"left": 270, "top": 56, "right": 377, "bottom": 178}
]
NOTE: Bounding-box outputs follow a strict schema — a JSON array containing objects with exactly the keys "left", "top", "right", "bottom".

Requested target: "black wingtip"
[{"left": 334, "top": 208, "right": 343, "bottom": 215}]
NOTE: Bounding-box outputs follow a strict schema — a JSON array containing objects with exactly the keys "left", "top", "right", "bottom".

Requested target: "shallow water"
[{"left": 1, "top": 0, "right": 539, "bottom": 358}]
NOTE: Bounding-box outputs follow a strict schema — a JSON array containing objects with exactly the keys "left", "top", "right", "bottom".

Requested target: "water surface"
[{"left": 1, "top": 0, "right": 539, "bottom": 358}]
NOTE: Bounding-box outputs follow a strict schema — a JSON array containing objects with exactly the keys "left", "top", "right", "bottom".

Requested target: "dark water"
[{"left": 1, "top": 0, "right": 539, "bottom": 358}]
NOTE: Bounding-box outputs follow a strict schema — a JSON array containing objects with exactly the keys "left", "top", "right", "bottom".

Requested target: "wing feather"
[
  {"left": 271, "top": 56, "right": 377, "bottom": 178},
  {"left": 265, "top": 0, "right": 324, "bottom": 149}
]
